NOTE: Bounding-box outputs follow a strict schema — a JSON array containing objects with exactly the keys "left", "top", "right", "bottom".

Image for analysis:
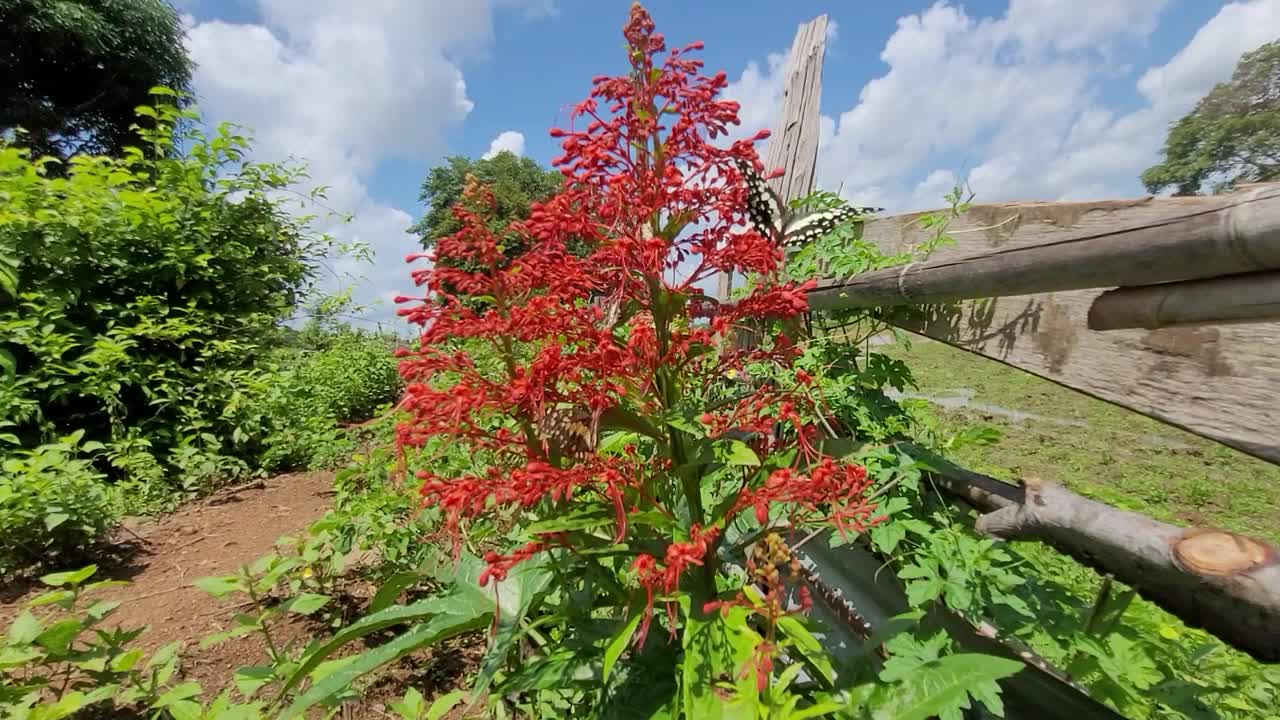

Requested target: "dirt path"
[{"left": 2, "top": 472, "right": 336, "bottom": 687}]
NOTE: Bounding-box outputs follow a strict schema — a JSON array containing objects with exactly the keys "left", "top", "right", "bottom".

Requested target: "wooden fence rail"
[{"left": 736, "top": 12, "right": 1280, "bottom": 676}]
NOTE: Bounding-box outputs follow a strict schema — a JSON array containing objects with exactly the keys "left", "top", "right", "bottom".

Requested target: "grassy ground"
[{"left": 878, "top": 335, "right": 1280, "bottom": 544}]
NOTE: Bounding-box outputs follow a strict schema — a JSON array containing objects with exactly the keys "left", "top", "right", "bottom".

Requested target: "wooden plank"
[
  {"left": 806, "top": 184, "right": 1280, "bottom": 311},
  {"left": 762, "top": 14, "right": 828, "bottom": 203},
  {"left": 719, "top": 15, "right": 828, "bottom": 301},
  {"left": 850, "top": 187, "right": 1280, "bottom": 464}
]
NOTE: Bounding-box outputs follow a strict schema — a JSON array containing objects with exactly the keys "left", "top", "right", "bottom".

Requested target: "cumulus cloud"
[
  {"left": 482, "top": 130, "right": 526, "bottom": 159},
  {"left": 728, "top": 0, "right": 1279, "bottom": 213},
  {"left": 184, "top": 0, "right": 547, "bottom": 329}
]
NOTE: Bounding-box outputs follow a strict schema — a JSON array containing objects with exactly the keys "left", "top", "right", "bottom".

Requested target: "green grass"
[{"left": 879, "top": 335, "right": 1280, "bottom": 544}]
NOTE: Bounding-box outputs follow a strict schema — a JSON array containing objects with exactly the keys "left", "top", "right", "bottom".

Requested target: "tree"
[
  {"left": 0, "top": 0, "right": 193, "bottom": 159},
  {"left": 1142, "top": 39, "right": 1280, "bottom": 196},
  {"left": 411, "top": 151, "right": 564, "bottom": 250}
]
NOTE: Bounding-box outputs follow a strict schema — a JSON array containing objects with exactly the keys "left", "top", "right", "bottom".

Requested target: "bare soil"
[{"left": 1, "top": 471, "right": 485, "bottom": 718}]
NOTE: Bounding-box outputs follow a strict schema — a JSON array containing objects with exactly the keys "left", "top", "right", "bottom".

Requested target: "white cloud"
[
  {"left": 482, "top": 130, "right": 526, "bottom": 159},
  {"left": 184, "top": 0, "right": 549, "bottom": 328},
  {"left": 721, "top": 51, "right": 791, "bottom": 147},
  {"left": 728, "top": 0, "right": 1279, "bottom": 213}
]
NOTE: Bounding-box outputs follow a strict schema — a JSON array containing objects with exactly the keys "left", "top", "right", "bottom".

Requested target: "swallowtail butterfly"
[
  {"left": 736, "top": 160, "right": 882, "bottom": 247},
  {"left": 538, "top": 404, "right": 599, "bottom": 464}
]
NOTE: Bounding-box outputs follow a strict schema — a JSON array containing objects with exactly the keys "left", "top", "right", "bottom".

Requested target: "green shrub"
[
  {"left": 0, "top": 89, "right": 338, "bottom": 487},
  {"left": 0, "top": 432, "right": 118, "bottom": 576},
  {"left": 260, "top": 329, "right": 403, "bottom": 471}
]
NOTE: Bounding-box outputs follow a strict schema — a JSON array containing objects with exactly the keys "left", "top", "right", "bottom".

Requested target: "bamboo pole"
[
  {"left": 1087, "top": 270, "right": 1280, "bottom": 330},
  {"left": 806, "top": 185, "right": 1280, "bottom": 313}
]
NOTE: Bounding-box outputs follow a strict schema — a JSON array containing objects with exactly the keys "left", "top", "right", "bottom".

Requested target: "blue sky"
[{"left": 176, "top": 0, "right": 1279, "bottom": 327}]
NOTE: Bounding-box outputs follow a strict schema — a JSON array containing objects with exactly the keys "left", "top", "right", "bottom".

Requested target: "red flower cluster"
[
  {"left": 733, "top": 459, "right": 882, "bottom": 538},
  {"left": 392, "top": 3, "right": 881, "bottom": 670},
  {"left": 630, "top": 525, "right": 719, "bottom": 646}
]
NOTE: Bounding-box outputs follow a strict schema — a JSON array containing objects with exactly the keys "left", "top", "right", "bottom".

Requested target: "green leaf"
[
  {"left": 369, "top": 571, "right": 421, "bottom": 614},
  {"left": 35, "top": 618, "right": 83, "bottom": 654},
  {"left": 604, "top": 610, "right": 644, "bottom": 682},
  {"left": 41, "top": 565, "right": 97, "bottom": 587},
  {"left": 284, "top": 592, "right": 331, "bottom": 616},
  {"left": 681, "top": 604, "right": 761, "bottom": 719},
  {"left": 274, "top": 556, "right": 493, "bottom": 704},
  {"left": 280, "top": 613, "right": 487, "bottom": 718},
  {"left": 194, "top": 576, "right": 242, "bottom": 598},
  {"left": 471, "top": 555, "right": 553, "bottom": 698},
  {"left": 424, "top": 690, "right": 467, "bottom": 720},
  {"left": 43, "top": 512, "right": 70, "bottom": 531},
  {"left": 712, "top": 439, "right": 760, "bottom": 467},
  {"left": 776, "top": 615, "right": 835, "bottom": 688},
  {"left": 110, "top": 648, "right": 145, "bottom": 672},
  {"left": 153, "top": 681, "right": 204, "bottom": 708},
  {"left": 0, "top": 348, "right": 15, "bottom": 379},
  {"left": 388, "top": 687, "right": 425, "bottom": 719},
  {"left": 871, "top": 653, "right": 1023, "bottom": 720},
  {"left": 8, "top": 610, "right": 42, "bottom": 644},
  {"left": 28, "top": 590, "right": 75, "bottom": 608},
  {"left": 499, "top": 650, "right": 600, "bottom": 692},
  {"left": 233, "top": 665, "right": 276, "bottom": 696}
]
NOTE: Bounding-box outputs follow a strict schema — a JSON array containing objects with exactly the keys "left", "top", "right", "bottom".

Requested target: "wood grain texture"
[
  {"left": 762, "top": 14, "right": 828, "bottom": 204},
  {"left": 1088, "top": 270, "right": 1280, "bottom": 330},
  {"left": 807, "top": 185, "right": 1280, "bottom": 310},
  {"left": 850, "top": 187, "right": 1280, "bottom": 464},
  {"left": 720, "top": 15, "right": 827, "bottom": 301}
]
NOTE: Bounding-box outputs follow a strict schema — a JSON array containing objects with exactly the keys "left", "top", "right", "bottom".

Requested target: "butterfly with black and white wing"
[{"left": 736, "top": 159, "right": 882, "bottom": 247}]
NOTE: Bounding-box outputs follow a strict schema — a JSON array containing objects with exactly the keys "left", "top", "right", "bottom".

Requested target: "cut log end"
[{"left": 1172, "top": 530, "right": 1275, "bottom": 576}]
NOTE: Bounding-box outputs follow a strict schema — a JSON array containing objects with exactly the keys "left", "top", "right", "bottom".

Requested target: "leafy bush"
[
  {"left": 0, "top": 89, "right": 337, "bottom": 487},
  {"left": 0, "top": 432, "right": 118, "bottom": 575},
  {"left": 260, "top": 329, "right": 404, "bottom": 471}
]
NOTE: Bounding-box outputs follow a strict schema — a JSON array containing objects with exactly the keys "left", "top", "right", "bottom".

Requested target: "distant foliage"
[
  {"left": 1142, "top": 39, "right": 1280, "bottom": 195},
  {"left": 260, "top": 330, "right": 404, "bottom": 472},
  {"left": 410, "top": 151, "right": 564, "bottom": 250},
  {"left": 0, "top": 91, "right": 336, "bottom": 487},
  {"left": 0, "top": 0, "right": 194, "bottom": 159}
]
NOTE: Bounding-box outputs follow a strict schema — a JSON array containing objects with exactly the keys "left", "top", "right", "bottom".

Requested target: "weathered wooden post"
[{"left": 717, "top": 14, "right": 829, "bottom": 302}]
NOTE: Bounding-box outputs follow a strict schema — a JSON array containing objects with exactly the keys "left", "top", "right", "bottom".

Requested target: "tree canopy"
[
  {"left": 411, "top": 150, "right": 564, "bottom": 250},
  {"left": 1142, "top": 39, "right": 1280, "bottom": 196},
  {"left": 0, "top": 0, "right": 193, "bottom": 159}
]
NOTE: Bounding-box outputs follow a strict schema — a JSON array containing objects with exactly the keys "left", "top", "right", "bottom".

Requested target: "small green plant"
[
  {"left": 0, "top": 432, "right": 118, "bottom": 576},
  {"left": 0, "top": 565, "right": 203, "bottom": 718},
  {"left": 195, "top": 555, "right": 335, "bottom": 700}
]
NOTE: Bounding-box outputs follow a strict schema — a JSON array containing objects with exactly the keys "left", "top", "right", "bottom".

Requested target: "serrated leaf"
[
  {"left": 871, "top": 653, "right": 1022, "bottom": 720},
  {"left": 36, "top": 618, "right": 83, "bottom": 654},
  {"left": 111, "top": 648, "right": 145, "bottom": 672}
]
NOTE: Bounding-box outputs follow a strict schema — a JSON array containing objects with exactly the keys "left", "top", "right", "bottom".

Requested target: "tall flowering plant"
[{"left": 394, "top": 3, "right": 883, "bottom": 709}]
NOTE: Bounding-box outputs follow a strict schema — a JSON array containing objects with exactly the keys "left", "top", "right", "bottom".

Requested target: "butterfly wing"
[
  {"left": 781, "top": 204, "right": 883, "bottom": 247},
  {"left": 538, "top": 404, "right": 598, "bottom": 463},
  {"left": 736, "top": 159, "right": 786, "bottom": 241},
  {"left": 734, "top": 159, "right": 880, "bottom": 247}
]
